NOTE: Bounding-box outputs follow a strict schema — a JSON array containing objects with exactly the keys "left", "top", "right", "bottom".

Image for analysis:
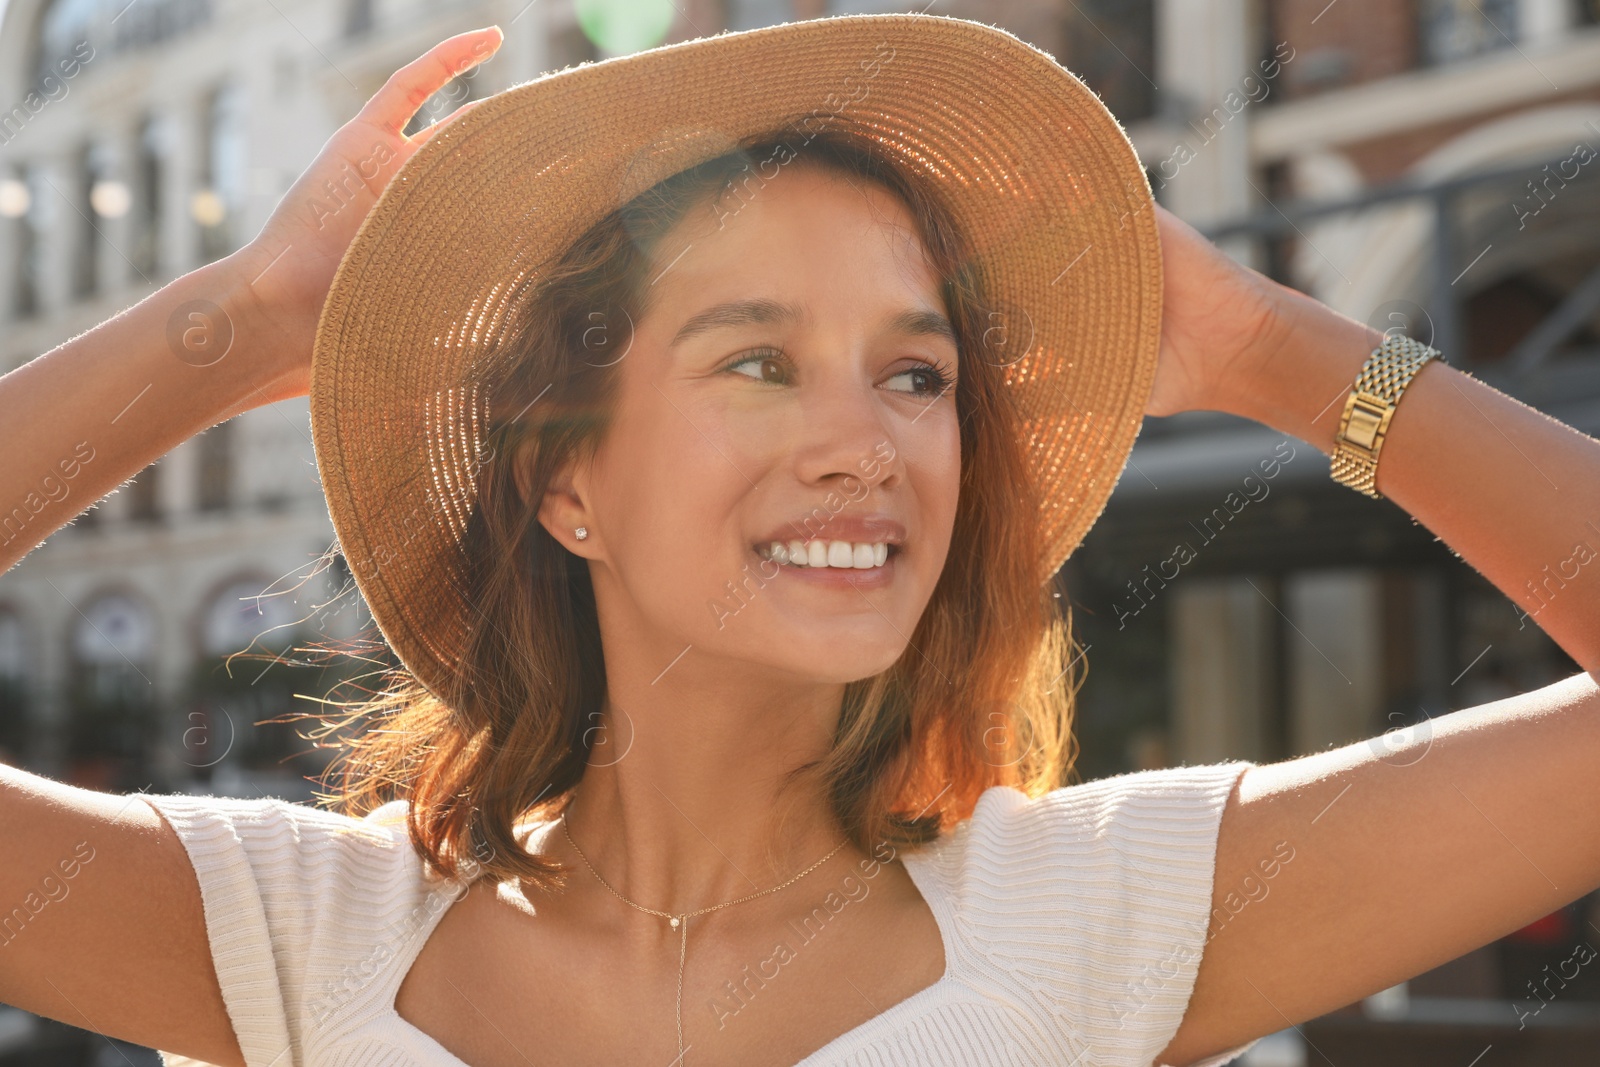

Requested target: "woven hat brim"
[{"left": 310, "top": 12, "right": 1162, "bottom": 701}]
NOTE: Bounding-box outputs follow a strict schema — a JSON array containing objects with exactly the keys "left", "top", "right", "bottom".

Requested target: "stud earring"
[{"left": 574, "top": 527, "right": 589, "bottom": 541}]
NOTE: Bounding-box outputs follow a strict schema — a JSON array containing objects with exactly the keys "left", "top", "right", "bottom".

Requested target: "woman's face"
[{"left": 546, "top": 162, "right": 962, "bottom": 685}]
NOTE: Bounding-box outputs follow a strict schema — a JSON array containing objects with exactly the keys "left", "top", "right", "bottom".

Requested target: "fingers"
[{"left": 359, "top": 26, "right": 504, "bottom": 136}]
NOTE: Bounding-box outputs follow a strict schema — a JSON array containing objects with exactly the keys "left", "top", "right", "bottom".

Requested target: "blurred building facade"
[
  {"left": 0, "top": 0, "right": 636, "bottom": 803},
  {"left": 1058, "top": 0, "right": 1600, "bottom": 1061},
  {"left": 2, "top": 0, "right": 1600, "bottom": 1063},
  {"left": 1038, "top": 0, "right": 1600, "bottom": 782}
]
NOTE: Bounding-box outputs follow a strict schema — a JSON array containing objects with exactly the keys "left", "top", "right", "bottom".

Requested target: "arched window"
[
  {"left": 72, "top": 592, "right": 154, "bottom": 696},
  {"left": 189, "top": 577, "right": 308, "bottom": 775},
  {"left": 201, "top": 577, "right": 300, "bottom": 657},
  {"left": 67, "top": 591, "right": 157, "bottom": 785}
]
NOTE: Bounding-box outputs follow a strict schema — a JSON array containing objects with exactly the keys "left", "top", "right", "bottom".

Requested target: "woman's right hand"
[
  {"left": 0, "top": 25, "right": 500, "bottom": 575},
  {"left": 228, "top": 25, "right": 504, "bottom": 404}
]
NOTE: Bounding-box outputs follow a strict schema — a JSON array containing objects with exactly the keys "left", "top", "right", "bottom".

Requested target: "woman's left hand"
[{"left": 1144, "top": 202, "right": 1288, "bottom": 419}]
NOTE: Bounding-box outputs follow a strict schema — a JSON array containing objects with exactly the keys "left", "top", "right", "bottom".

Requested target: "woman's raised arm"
[
  {"left": 0, "top": 26, "right": 503, "bottom": 575},
  {"left": 1145, "top": 204, "right": 1600, "bottom": 1065},
  {"left": 0, "top": 27, "right": 502, "bottom": 1061}
]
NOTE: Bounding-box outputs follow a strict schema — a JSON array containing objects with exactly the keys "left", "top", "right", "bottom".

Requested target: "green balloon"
[{"left": 575, "top": 0, "right": 676, "bottom": 56}]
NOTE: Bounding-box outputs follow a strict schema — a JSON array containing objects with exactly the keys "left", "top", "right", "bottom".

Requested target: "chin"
[{"left": 716, "top": 627, "right": 915, "bottom": 684}]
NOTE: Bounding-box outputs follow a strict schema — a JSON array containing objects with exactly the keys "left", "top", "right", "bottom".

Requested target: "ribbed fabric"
[{"left": 139, "top": 761, "right": 1259, "bottom": 1067}]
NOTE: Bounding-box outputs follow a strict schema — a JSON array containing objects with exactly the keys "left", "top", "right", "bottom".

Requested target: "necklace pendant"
[{"left": 669, "top": 916, "right": 681, "bottom": 928}]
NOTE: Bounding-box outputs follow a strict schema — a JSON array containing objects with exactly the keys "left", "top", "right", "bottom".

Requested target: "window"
[
  {"left": 192, "top": 577, "right": 310, "bottom": 773},
  {"left": 72, "top": 142, "right": 98, "bottom": 299},
  {"left": 196, "top": 420, "right": 232, "bottom": 511},
  {"left": 35, "top": 0, "right": 214, "bottom": 90},
  {"left": 128, "top": 460, "right": 160, "bottom": 522},
  {"left": 202, "top": 577, "right": 301, "bottom": 658},
  {"left": 3, "top": 166, "right": 41, "bottom": 318},
  {"left": 1056, "top": 0, "right": 1156, "bottom": 124},
  {"left": 0, "top": 609, "right": 27, "bottom": 762},
  {"left": 34, "top": 0, "right": 97, "bottom": 93},
  {"left": 132, "top": 114, "right": 169, "bottom": 279},
  {"left": 344, "top": 0, "right": 376, "bottom": 38},
  {"left": 196, "top": 82, "right": 246, "bottom": 263},
  {"left": 67, "top": 592, "right": 157, "bottom": 780},
  {"left": 1419, "top": 0, "right": 1519, "bottom": 65}
]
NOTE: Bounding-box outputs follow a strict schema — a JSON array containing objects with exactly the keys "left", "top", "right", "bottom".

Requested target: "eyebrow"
[{"left": 668, "top": 298, "right": 958, "bottom": 349}]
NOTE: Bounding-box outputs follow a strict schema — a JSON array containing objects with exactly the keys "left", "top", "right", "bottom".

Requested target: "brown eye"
[
  {"left": 885, "top": 364, "right": 955, "bottom": 398},
  {"left": 728, "top": 348, "right": 791, "bottom": 385}
]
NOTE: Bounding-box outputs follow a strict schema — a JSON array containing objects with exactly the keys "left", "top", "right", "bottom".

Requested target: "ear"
[{"left": 535, "top": 450, "right": 599, "bottom": 558}]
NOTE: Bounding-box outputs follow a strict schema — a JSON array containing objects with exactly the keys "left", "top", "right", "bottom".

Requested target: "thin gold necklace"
[{"left": 560, "top": 804, "right": 848, "bottom": 1066}]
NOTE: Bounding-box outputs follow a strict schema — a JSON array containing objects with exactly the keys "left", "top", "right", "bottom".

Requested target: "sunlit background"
[{"left": 3, "top": 0, "right": 1600, "bottom": 1063}]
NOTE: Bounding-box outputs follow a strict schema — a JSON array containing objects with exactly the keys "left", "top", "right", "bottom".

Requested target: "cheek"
[
  {"left": 906, "top": 410, "right": 962, "bottom": 565},
  {"left": 587, "top": 393, "right": 751, "bottom": 613}
]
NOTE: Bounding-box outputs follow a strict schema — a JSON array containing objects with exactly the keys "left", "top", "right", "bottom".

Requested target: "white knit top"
[{"left": 137, "top": 761, "right": 1260, "bottom": 1067}]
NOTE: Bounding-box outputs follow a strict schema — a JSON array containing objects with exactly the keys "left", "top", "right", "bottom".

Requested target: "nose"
[{"left": 789, "top": 363, "right": 900, "bottom": 497}]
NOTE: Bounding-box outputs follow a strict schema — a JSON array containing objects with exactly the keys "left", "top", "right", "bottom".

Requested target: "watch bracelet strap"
[
  {"left": 1329, "top": 334, "right": 1440, "bottom": 499},
  {"left": 1355, "top": 334, "right": 1436, "bottom": 402}
]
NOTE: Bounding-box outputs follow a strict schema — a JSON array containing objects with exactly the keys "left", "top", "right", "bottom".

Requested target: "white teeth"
[{"left": 759, "top": 539, "right": 896, "bottom": 569}]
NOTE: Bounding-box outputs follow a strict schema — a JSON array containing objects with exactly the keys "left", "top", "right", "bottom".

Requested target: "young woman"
[{"left": 1, "top": 16, "right": 1597, "bottom": 1067}]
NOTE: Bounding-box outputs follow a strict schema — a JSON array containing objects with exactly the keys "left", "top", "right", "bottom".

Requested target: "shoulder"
[
  {"left": 923, "top": 761, "right": 1251, "bottom": 890},
  {"left": 974, "top": 760, "right": 1248, "bottom": 859},
  {"left": 135, "top": 791, "right": 454, "bottom": 1064},
  {"left": 136, "top": 790, "right": 442, "bottom": 904},
  {"left": 908, "top": 762, "right": 1253, "bottom": 1067}
]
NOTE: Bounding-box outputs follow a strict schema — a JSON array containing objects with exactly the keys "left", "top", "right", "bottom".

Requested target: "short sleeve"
[
  {"left": 137, "top": 792, "right": 442, "bottom": 1067},
  {"left": 928, "top": 761, "right": 1258, "bottom": 1067}
]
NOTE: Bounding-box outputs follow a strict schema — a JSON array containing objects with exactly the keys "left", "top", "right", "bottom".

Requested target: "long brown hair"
[{"left": 307, "top": 119, "right": 1084, "bottom": 889}]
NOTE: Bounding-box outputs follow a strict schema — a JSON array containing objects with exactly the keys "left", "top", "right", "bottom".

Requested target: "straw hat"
[{"left": 310, "top": 11, "right": 1163, "bottom": 700}]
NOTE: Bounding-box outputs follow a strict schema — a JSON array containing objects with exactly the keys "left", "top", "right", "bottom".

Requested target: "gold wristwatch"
[{"left": 1330, "top": 334, "right": 1440, "bottom": 499}]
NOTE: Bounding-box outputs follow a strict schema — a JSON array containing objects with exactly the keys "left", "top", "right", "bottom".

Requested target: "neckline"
[{"left": 380, "top": 830, "right": 958, "bottom": 1067}]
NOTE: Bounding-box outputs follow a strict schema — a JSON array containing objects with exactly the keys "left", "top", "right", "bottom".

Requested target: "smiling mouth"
[{"left": 756, "top": 539, "right": 899, "bottom": 569}]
